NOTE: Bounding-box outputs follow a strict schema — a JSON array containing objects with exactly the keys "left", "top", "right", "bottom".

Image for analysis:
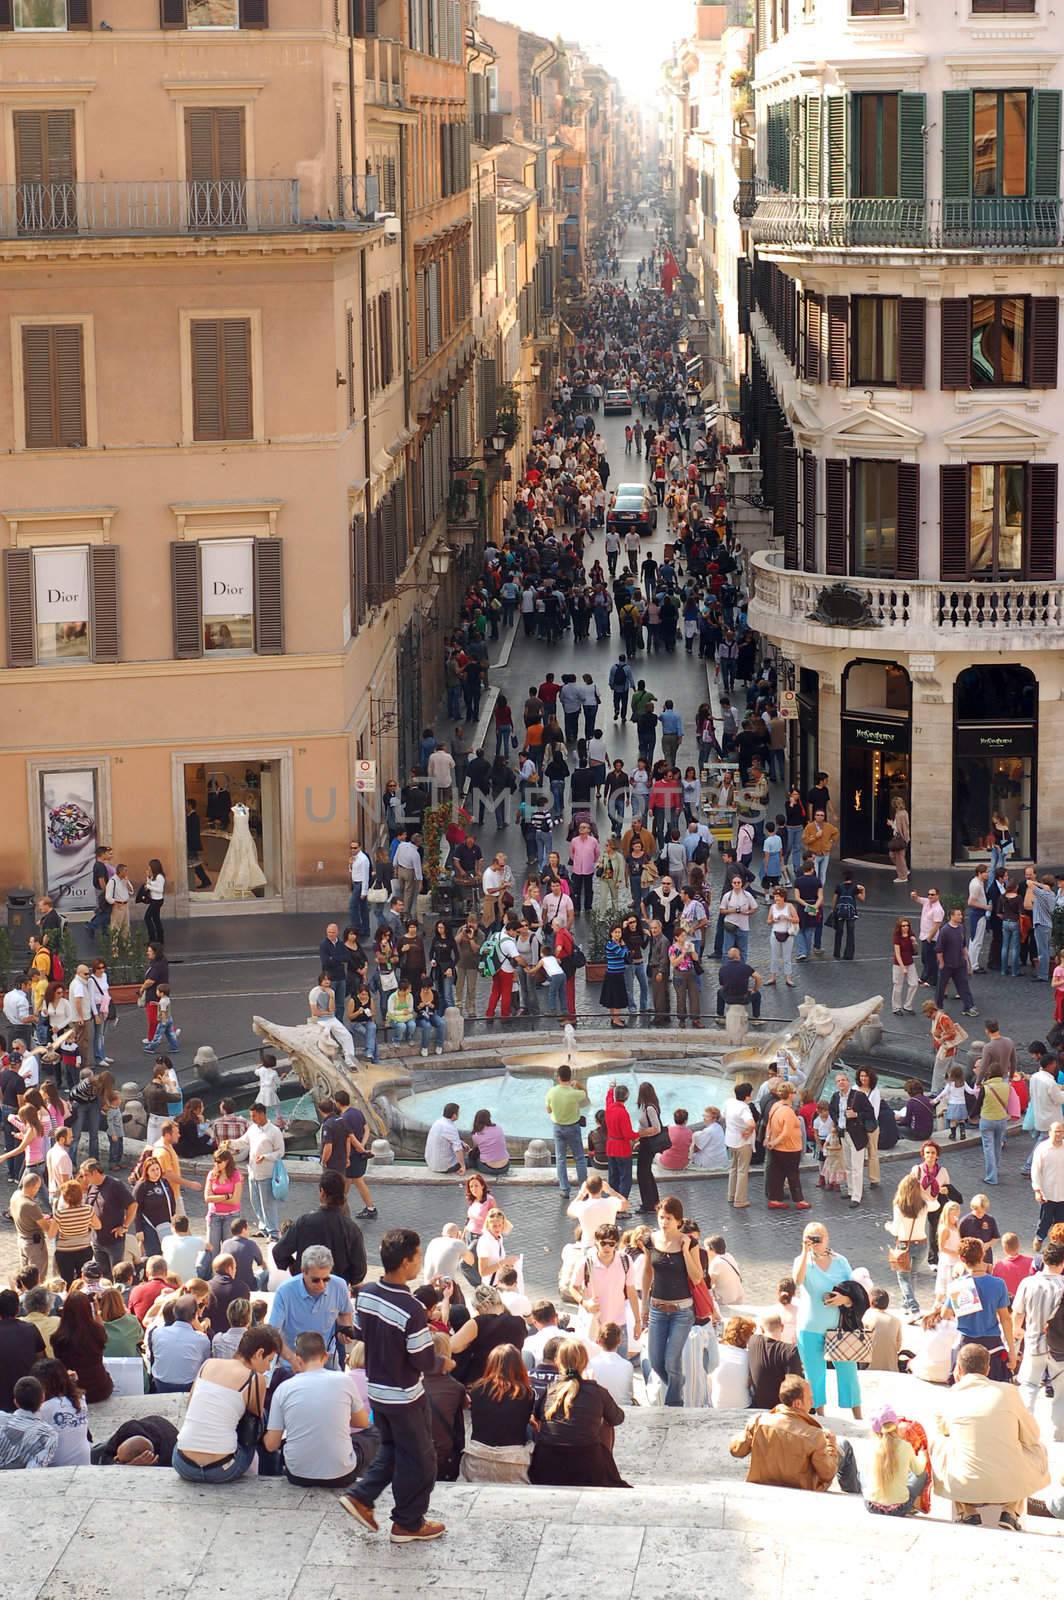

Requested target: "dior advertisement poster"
[{"left": 40, "top": 768, "right": 98, "bottom": 911}]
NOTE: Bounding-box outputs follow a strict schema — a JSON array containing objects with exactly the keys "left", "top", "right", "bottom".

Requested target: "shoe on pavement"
[
  {"left": 356, "top": 1207, "right": 378, "bottom": 1220},
  {"left": 1025, "top": 1499, "right": 1052, "bottom": 1519},
  {"left": 340, "top": 1495, "right": 378, "bottom": 1533},
  {"left": 999, "top": 1512, "right": 1022, "bottom": 1532},
  {"left": 767, "top": 1201, "right": 790, "bottom": 1209},
  {"left": 795, "top": 1201, "right": 812, "bottom": 1210},
  {"left": 959, "top": 1514, "right": 981, "bottom": 1527},
  {"left": 390, "top": 1521, "right": 446, "bottom": 1544},
  {"left": 435, "top": 1046, "right": 443, "bottom": 1055},
  {"left": 849, "top": 1199, "right": 860, "bottom": 1208},
  {"left": 962, "top": 1008, "right": 979, "bottom": 1017},
  {"left": 420, "top": 1047, "right": 428, "bottom": 1057}
]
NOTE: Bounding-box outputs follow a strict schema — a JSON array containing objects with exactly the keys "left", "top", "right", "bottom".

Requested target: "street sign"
[
  {"left": 780, "top": 689, "right": 799, "bottom": 721},
  {"left": 354, "top": 759, "right": 377, "bottom": 793}
]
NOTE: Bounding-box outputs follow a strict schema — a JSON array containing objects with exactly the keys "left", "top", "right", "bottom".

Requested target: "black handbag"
[{"left": 235, "top": 1374, "right": 265, "bottom": 1451}]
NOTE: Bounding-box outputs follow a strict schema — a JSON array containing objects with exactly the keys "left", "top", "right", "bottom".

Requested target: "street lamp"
[
  {"left": 428, "top": 539, "right": 454, "bottom": 578},
  {"left": 490, "top": 430, "right": 509, "bottom": 453}
]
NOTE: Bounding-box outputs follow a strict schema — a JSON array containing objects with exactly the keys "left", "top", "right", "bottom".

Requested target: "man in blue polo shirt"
[{"left": 270, "top": 1244, "right": 353, "bottom": 1368}]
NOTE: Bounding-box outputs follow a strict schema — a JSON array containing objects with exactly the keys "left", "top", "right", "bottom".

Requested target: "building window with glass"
[
  {"left": 855, "top": 94, "right": 899, "bottom": 197},
  {"left": 851, "top": 0, "right": 905, "bottom": 13},
  {"left": 13, "top": 0, "right": 70, "bottom": 27},
  {"left": 33, "top": 547, "right": 90, "bottom": 663},
  {"left": 969, "top": 463, "right": 1024, "bottom": 575},
  {"left": 971, "top": 296, "right": 1026, "bottom": 385},
  {"left": 853, "top": 460, "right": 899, "bottom": 576},
  {"left": 973, "top": 90, "right": 1029, "bottom": 197},
  {"left": 201, "top": 540, "right": 254, "bottom": 652},
  {"left": 852, "top": 297, "right": 899, "bottom": 385},
  {"left": 953, "top": 665, "right": 1036, "bottom": 862}
]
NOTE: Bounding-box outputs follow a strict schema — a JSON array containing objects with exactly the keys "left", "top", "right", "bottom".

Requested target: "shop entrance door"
[{"left": 841, "top": 733, "right": 910, "bottom": 860}]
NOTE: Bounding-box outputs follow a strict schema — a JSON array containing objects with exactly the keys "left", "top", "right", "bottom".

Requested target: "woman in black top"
[
  {"left": 448, "top": 1284, "right": 527, "bottom": 1386},
  {"left": 639, "top": 1196, "right": 703, "bottom": 1406},
  {"left": 398, "top": 922, "right": 427, "bottom": 988},
  {"left": 132, "top": 1155, "right": 176, "bottom": 1256},
  {"left": 428, "top": 920, "right": 459, "bottom": 1012},
  {"left": 175, "top": 1100, "right": 214, "bottom": 1159},
  {"left": 530, "top": 1338, "right": 628, "bottom": 1488},
  {"left": 139, "top": 944, "right": 169, "bottom": 1045},
  {"left": 461, "top": 1344, "right": 536, "bottom": 1482}
]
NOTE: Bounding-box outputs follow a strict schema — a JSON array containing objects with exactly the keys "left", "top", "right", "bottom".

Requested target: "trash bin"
[{"left": 6, "top": 888, "right": 35, "bottom": 935}]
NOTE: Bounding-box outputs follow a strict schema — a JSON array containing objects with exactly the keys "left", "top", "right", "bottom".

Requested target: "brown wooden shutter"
[
  {"left": 171, "top": 541, "right": 203, "bottom": 659},
  {"left": 14, "top": 109, "right": 75, "bottom": 187},
  {"left": 68, "top": 0, "right": 92, "bottom": 27},
  {"left": 939, "top": 465, "right": 969, "bottom": 580},
  {"left": 1027, "top": 463, "right": 1058, "bottom": 580},
  {"left": 825, "top": 458, "right": 848, "bottom": 575},
  {"left": 3, "top": 548, "right": 35, "bottom": 668},
  {"left": 253, "top": 538, "right": 284, "bottom": 654},
  {"left": 190, "top": 320, "right": 222, "bottom": 440},
  {"left": 805, "top": 292, "right": 822, "bottom": 384},
  {"left": 351, "top": 513, "right": 367, "bottom": 633},
  {"left": 346, "top": 307, "right": 356, "bottom": 416},
  {"left": 826, "top": 296, "right": 848, "bottom": 386},
  {"left": 185, "top": 107, "right": 245, "bottom": 182},
  {"left": 22, "top": 325, "right": 85, "bottom": 449},
  {"left": 897, "top": 299, "right": 926, "bottom": 389},
  {"left": 802, "top": 450, "right": 818, "bottom": 571},
  {"left": 777, "top": 435, "right": 799, "bottom": 570},
  {"left": 88, "top": 545, "right": 119, "bottom": 663},
  {"left": 895, "top": 462, "right": 920, "bottom": 579},
  {"left": 940, "top": 299, "right": 971, "bottom": 389},
  {"left": 0, "top": 1, "right": 13, "bottom": 29},
  {"left": 240, "top": 0, "right": 269, "bottom": 25},
  {"left": 1028, "top": 297, "right": 1059, "bottom": 389},
  {"left": 161, "top": 0, "right": 186, "bottom": 24},
  {"left": 191, "top": 318, "right": 252, "bottom": 441}
]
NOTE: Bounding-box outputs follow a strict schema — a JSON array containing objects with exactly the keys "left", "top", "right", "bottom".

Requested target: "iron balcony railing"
[
  {"left": 750, "top": 194, "right": 1064, "bottom": 250},
  {"left": 1, "top": 178, "right": 302, "bottom": 239}
]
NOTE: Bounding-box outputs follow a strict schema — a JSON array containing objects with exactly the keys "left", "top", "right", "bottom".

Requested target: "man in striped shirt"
[{"left": 340, "top": 1228, "right": 443, "bottom": 1544}]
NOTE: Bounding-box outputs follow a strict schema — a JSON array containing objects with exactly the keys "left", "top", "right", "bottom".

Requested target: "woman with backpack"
[{"left": 831, "top": 872, "right": 865, "bottom": 961}]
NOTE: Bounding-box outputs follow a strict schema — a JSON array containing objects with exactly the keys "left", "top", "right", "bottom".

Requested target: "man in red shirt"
[
  {"left": 128, "top": 1257, "right": 170, "bottom": 1323},
  {"left": 605, "top": 1085, "right": 639, "bottom": 1202}
]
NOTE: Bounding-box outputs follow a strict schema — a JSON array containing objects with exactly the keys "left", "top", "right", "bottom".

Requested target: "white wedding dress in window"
[{"left": 210, "top": 803, "right": 267, "bottom": 898}]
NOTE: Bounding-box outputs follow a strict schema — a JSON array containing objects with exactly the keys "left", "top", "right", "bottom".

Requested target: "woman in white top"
[
  {"left": 172, "top": 1325, "right": 278, "bottom": 1484},
  {"left": 43, "top": 983, "right": 73, "bottom": 1041},
  {"left": 764, "top": 889, "right": 799, "bottom": 987},
  {"left": 476, "top": 1208, "right": 517, "bottom": 1285},
  {"left": 255, "top": 1059, "right": 283, "bottom": 1119},
  {"left": 709, "top": 1316, "right": 755, "bottom": 1409},
  {"left": 854, "top": 1066, "right": 883, "bottom": 1187},
  {"left": 36, "top": 1359, "right": 91, "bottom": 1466},
  {"left": 144, "top": 858, "right": 166, "bottom": 945},
  {"left": 690, "top": 1107, "right": 727, "bottom": 1169}
]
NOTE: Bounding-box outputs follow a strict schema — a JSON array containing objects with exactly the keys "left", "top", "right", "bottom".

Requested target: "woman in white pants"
[
  {"left": 765, "top": 889, "right": 799, "bottom": 986},
  {"left": 891, "top": 917, "right": 920, "bottom": 1014}
]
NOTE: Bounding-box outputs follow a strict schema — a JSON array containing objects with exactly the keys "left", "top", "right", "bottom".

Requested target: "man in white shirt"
[
  {"left": 691, "top": 1107, "right": 727, "bottom": 1168},
  {"left": 481, "top": 853, "right": 514, "bottom": 929},
  {"left": 308, "top": 975, "right": 356, "bottom": 1064},
  {"left": 2, "top": 979, "right": 33, "bottom": 1048},
  {"left": 427, "top": 743, "right": 456, "bottom": 799},
  {"left": 392, "top": 833, "right": 423, "bottom": 918},
  {"left": 1032, "top": 1122, "right": 1064, "bottom": 1247},
  {"left": 246, "top": 1103, "right": 286, "bottom": 1240},
  {"left": 484, "top": 917, "right": 521, "bottom": 1020},
  {"left": 68, "top": 964, "right": 95, "bottom": 1062},
  {"left": 105, "top": 864, "right": 133, "bottom": 931},
  {"left": 497, "top": 1266, "right": 533, "bottom": 1319},
  {"left": 45, "top": 1126, "right": 74, "bottom": 1206},
  {"left": 1012, "top": 1238, "right": 1064, "bottom": 1436},
  {"left": 422, "top": 1223, "right": 474, "bottom": 1282},
  {"left": 263, "top": 1330, "right": 373, "bottom": 1486},
  {"left": 347, "top": 841, "right": 371, "bottom": 939},
  {"left": 967, "top": 865, "right": 989, "bottom": 971},
  {"left": 590, "top": 1323, "right": 634, "bottom": 1405},
  {"left": 706, "top": 1236, "right": 744, "bottom": 1309},
  {"left": 425, "top": 1104, "right": 467, "bottom": 1174},
  {"left": 522, "top": 1301, "right": 565, "bottom": 1369},
  {"left": 566, "top": 1173, "right": 629, "bottom": 1242},
  {"left": 723, "top": 1084, "right": 757, "bottom": 1208},
  {"left": 161, "top": 1216, "right": 209, "bottom": 1281},
  {"left": 718, "top": 880, "right": 758, "bottom": 964}
]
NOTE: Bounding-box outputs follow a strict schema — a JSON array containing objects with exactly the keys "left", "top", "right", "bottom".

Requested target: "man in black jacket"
[
  {"left": 273, "top": 1172, "right": 367, "bottom": 1289},
  {"left": 318, "top": 922, "right": 348, "bottom": 1018},
  {"left": 828, "top": 1071, "right": 874, "bottom": 1209}
]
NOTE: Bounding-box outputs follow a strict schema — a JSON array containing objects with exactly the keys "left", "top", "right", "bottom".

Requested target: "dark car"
[
  {"left": 607, "top": 482, "right": 657, "bottom": 535},
  {"left": 603, "top": 388, "right": 633, "bottom": 415}
]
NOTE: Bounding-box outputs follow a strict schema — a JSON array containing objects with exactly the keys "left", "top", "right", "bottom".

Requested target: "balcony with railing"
[
  {"left": 750, "top": 194, "right": 1064, "bottom": 253},
  {"left": 0, "top": 178, "right": 388, "bottom": 240},
  {"left": 748, "top": 549, "right": 1064, "bottom": 651},
  {"left": 365, "top": 36, "right": 404, "bottom": 107}
]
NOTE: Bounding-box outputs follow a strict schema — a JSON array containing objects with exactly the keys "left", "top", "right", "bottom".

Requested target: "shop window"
[
  {"left": 971, "top": 296, "right": 1025, "bottom": 385},
  {"left": 955, "top": 663, "right": 1037, "bottom": 721},
  {"left": 855, "top": 94, "right": 899, "bottom": 198},
  {"left": 14, "top": 0, "right": 70, "bottom": 27},
  {"left": 852, "top": 460, "right": 899, "bottom": 577},
  {"left": 969, "top": 463, "right": 1023, "bottom": 575},
  {"left": 843, "top": 659, "right": 912, "bottom": 716},
  {"left": 953, "top": 665, "right": 1036, "bottom": 862},
  {"left": 973, "top": 90, "right": 1029, "bottom": 197},
  {"left": 170, "top": 537, "right": 283, "bottom": 659},
  {"left": 852, "top": 297, "right": 899, "bottom": 385}
]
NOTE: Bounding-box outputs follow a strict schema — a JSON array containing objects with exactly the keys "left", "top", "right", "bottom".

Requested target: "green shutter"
[
  {"left": 788, "top": 99, "right": 801, "bottom": 195},
  {"left": 898, "top": 93, "right": 926, "bottom": 200},
  {"left": 826, "top": 95, "right": 849, "bottom": 199},
  {"left": 1030, "top": 89, "right": 1062, "bottom": 198},
  {"left": 805, "top": 96, "right": 822, "bottom": 199},
  {"left": 941, "top": 90, "right": 973, "bottom": 200}
]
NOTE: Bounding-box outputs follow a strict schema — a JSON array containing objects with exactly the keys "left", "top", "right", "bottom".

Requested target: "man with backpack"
[
  {"left": 568, "top": 1222, "right": 641, "bottom": 1354},
  {"left": 608, "top": 655, "right": 635, "bottom": 722},
  {"left": 481, "top": 915, "right": 521, "bottom": 1021}
]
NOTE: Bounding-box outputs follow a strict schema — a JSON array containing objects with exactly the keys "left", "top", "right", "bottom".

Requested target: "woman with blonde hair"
[
  {"left": 530, "top": 1338, "right": 628, "bottom": 1487},
  {"left": 863, "top": 1404, "right": 928, "bottom": 1516},
  {"left": 885, "top": 1172, "right": 932, "bottom": 1316}
]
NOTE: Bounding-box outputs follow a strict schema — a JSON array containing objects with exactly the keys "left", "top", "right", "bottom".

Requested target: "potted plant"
[{"left": 95, "top": 925, "right": 149, "bottom": 1006}]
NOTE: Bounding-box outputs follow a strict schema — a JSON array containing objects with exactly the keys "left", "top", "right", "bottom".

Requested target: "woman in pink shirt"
[
  {"left": 465, "top": 1172, "right": 496, "bottom": 1240},
  {"left": 469, "top": 1111, "right": 511, "bottom": 1176},
  {"left": 658, "top": 1110, "right": 694, "bottom": 1171}
]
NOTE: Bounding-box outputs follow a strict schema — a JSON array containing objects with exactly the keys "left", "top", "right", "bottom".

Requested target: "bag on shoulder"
[
  {"left": 478, "top": 930, "right": 505, "bottom": 978},
  {"left": 51, "top": 950, "right": 64, "bottom": 984},
  {"left": 1046, "top": 1293, "right": 1064, "bottom": 1362}
]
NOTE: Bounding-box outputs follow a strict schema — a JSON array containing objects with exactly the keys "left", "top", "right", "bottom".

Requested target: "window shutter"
[
  {"left": 825, "top": 459, "right": 848, "bottom": 575},
  {"left": 68, "top": 0, "right": 92, "bottom": 27},
  {"left": 1027, "top": 463, "right": 1058, "bottom": 580},
  {"left": 802, "top": 450, "right": 817, "bottom": 571},
  {"left": 897, "top": 93, "right": 926, "bottom": 201},
  {"left": 777, "top": 435, "right": 799, "bottom": 570},
  {"left": 221, "top": 319, "right": 252, "bottom": 438},
  {"left": 805, "top": 292, "right": 822, "bottom": 383},
  {"left": 171, "top": 541, "right": 203, "bottom": 659},
  {"left": 787, "top": 99, "right": 802, "bottom": 194},
  {"left": 3, "top": 548, "right": 35, "bottom": 669},
  {"left": 415, "top": 268, "right": 427, "bottom": 365},
  {"left": 253, "top": 538, "right": 284, "bottom": 654},
  {"left": 1030, "top": 90, "right": 1063, "bottom": 198},
  {"left": 897, "top": 298, "right": 926, "bottom": 388},
  {"left": 895, "top": 463, "right": 920, "bottom": 579},
  {"left": 0, "top": 0, "right": 12, "bottom": 27},
  {"left": 826, "top": 296, "right": 848, "bottom": 385},
  {"left": 161, "top": 0, "right": 186, "bottom": 26},
  {"left": 737, "top": 257, "right": 752, "bottom": 335},
  {"left": 351, "top": 513, "right": 367, "bottom": 633},
  {"left": 22, "top": 325, "right": 85, "bottom": 449},
  {"left": 240, "top": 0, "right": 269, "bottom": 25},
  {"left": 939, "top": 298, "right": 971, "bottom": 389},
  {"left": 366, "top": 506, "right": 383, "bottom": 603},
  {"left": 805, "top": 96, "right": 822, "bottom": 199},
  {"left": 1028, "top": 296, "right": 1059, "bottom": 388},
  {"left": 191, "top": 318, "right": 252, "bottom": 442},
  {"left": 939, "top": 465, "right": 969, "bottom": 581},
  {"left": 941, "top": 90, "right": 973, "bottom": 200},
  {"left": 381, "top": 496, "right": 398, "bottom": 596},
  {"left": 21, "top": 327, "right": 53, "bottom": 449},
  {"left": 88, "top": 545, "right": 119, "bottom": 663},
  {"left": 54, "top": 324, "right": 86, "bottom": 447},
  {"left": 826, "top": 94, "right": 849, "bottom": 198}
]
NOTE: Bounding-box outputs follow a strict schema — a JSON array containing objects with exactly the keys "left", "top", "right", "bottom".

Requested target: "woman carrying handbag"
[{"left": 885, "top": 1173, "right": 932, "bottom": 1316}]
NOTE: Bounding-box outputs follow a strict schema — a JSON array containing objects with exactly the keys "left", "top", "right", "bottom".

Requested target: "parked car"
[
  {"left": 603, "top": 388, "right": 633, "bottom": 415},
  {"left": 606, "top": 482, "right": 657, "bottom": 535}
]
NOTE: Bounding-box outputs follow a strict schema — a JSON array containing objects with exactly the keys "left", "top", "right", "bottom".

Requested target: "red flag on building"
[{"left": 660, "top": 247, "right": 680, "bottom": 296}]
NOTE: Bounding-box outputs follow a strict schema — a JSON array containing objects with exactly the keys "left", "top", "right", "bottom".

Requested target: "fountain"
[{"left": 250, "top": 1014, "right": 410, "bottom": 1140}]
